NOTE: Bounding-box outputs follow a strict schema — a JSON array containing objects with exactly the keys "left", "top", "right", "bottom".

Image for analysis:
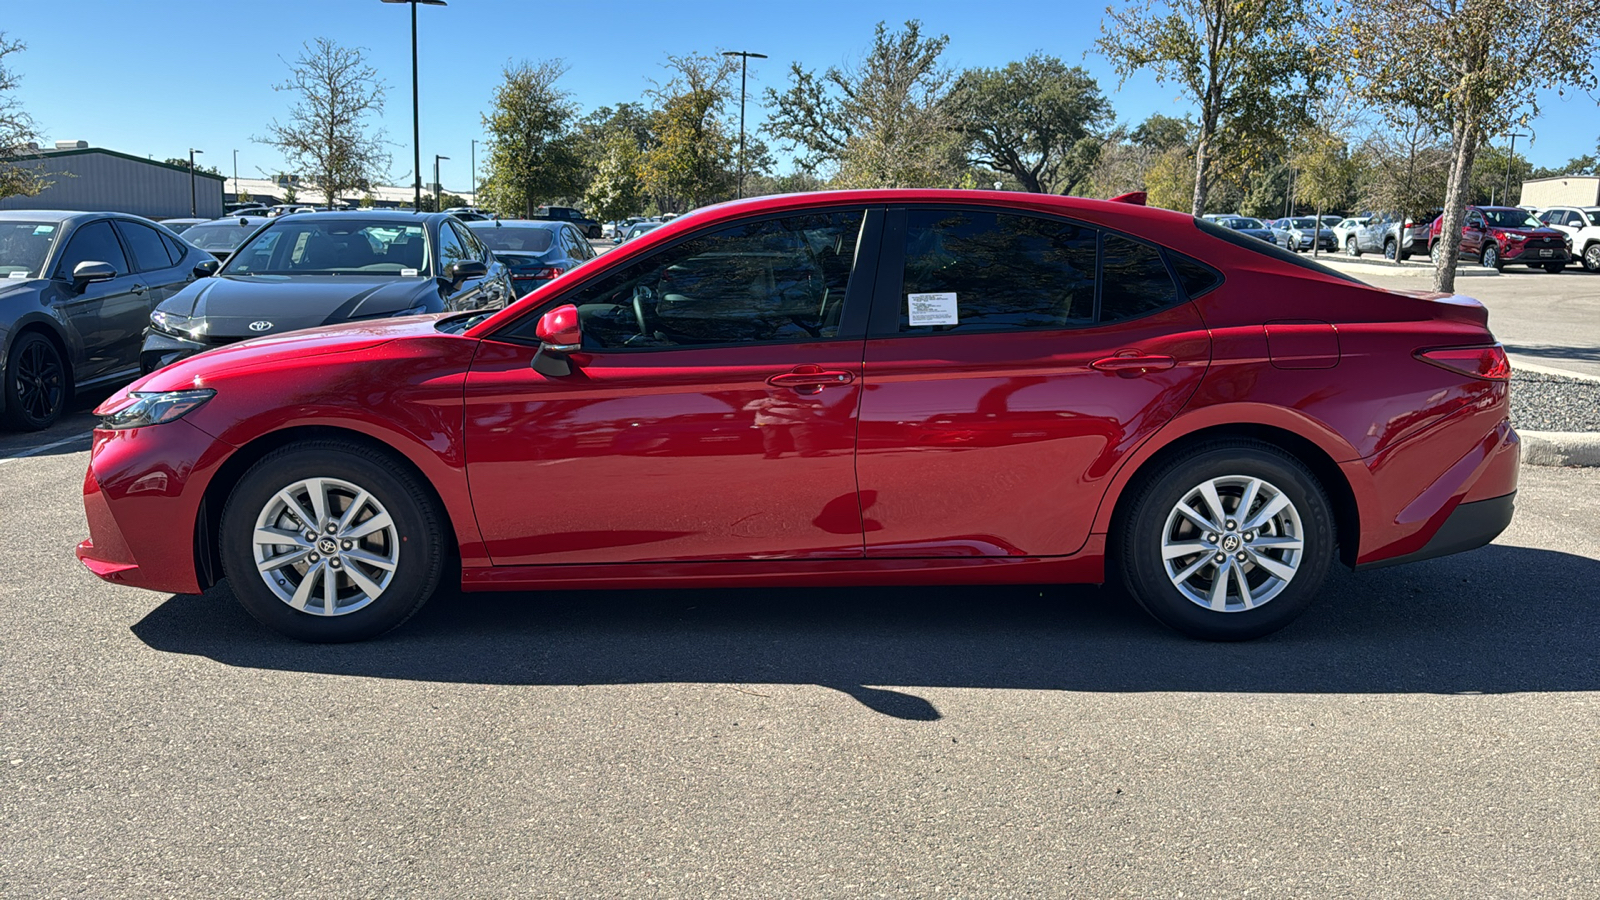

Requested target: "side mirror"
[
  {"left": 445, "top": 259, "right": 488, "bottom": 285},
  {"left": 193, "top": 259, "right": 221, "bottom": 278},
  {"left": 71, "top": 261, "right": 116, "bottom": 289},
  {"left": 531, "top": 303, "right": 580, "bottom": 377}
]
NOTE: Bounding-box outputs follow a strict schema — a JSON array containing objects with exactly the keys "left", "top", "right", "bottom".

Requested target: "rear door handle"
[
  {"left": 767, "top": 367, "right": 856, "bottom": 391},
  {"left": 1091, "top": 354, "right": 1176, "bottom": 375}
]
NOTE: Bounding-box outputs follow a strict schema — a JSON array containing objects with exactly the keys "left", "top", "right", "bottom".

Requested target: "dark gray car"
[
  {"left": 140, "top": 211, "right": 515, "bottom": 374},
  {"left": 466, "top": 219, "right": 596, "bottom": 297},
  {"left": 0, "top": 210, "right": 215, "bottom": 430}
]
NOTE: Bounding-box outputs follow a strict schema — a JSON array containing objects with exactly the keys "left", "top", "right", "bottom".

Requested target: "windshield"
[
  {"left": 470, "top": 226, "right": 555, "bottom": 253},
  {"left": 222, "top": 220, "right": 430, "bottom": 276},
  {"left": 1227, "top": 218, "right": 1265, "bottom": 229},
  {"left": 1481, "top": 208, "right": 1543, "bottom": 229},
  {"left": 0, "top": 221, "right": 58, "bottom": 278},
  {"left": 1290, "top": 218, "right": 1318, "bottom": 228},
  {"left": 182, "top": 220, "right": 263, "bottom": 252}
]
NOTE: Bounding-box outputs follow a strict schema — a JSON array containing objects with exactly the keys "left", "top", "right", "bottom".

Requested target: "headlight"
[
  {"left": 99, "top": 390, "right": 215, "bottom": 430},
  {"left": 1506, "top": 232, "right": 1526, "bottom": 242},
  {"left": 150, "top": 309, "right": 188, "bottom": 335}
]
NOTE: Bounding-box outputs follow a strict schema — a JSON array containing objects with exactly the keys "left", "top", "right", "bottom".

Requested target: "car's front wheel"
[
  {"left": 220, "top": 440, "right": 446, "bottom": 642},
  {"left": 2, "top": 331, "right": 68, "bottom": 432},
  {"left": 1545, "top": 263, "right": 1564, "bottom": 274},
  {"left": 1345, "top": 236, "right": 1360, "bottom": 257},
  {"left": 1118, "top": 442, "right": 1334, "bottom": 641},
  {"left": 1482, "top": 244, "right": 1502, "bottom": 270}
]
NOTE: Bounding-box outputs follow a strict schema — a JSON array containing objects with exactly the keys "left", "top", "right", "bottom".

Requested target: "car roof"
[
  {"left": 0, "top": 209, "right": 150, "bottom": 226},
  {"left": 268, "top": 210, "right": 447, "bottom": 224},
  {"left": 465, "top": 219, "right": 563, "bottom": 229}
]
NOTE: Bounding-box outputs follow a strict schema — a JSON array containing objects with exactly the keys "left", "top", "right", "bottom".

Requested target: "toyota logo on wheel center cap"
[
  {"left": 249, "top": 321, "right": 274, "bottom": 332},
  {"left": 1221, "top": 534, "right": 1241, "bottom": 552}
]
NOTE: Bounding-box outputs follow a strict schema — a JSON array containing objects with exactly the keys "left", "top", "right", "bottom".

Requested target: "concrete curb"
[
  {"left": 1316, "top": 256, "right": 1501, "bottom": 278},
  {"left": 1511, "top": 359, "right": 1600, "bottom": 382},
  {"left": 1521, "top": 431, "right": 1600, "bottom": 467}
]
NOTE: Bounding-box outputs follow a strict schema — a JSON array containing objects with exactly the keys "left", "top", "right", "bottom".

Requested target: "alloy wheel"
[
  {"left": 252, "top": 477, "right": 400, "bottom": 616},
  {"left": 1346, "top": 237, "right": 1358, "bottom": 256},
  {"left": 14, "top": 338, "right": 65, "bottom": 425},
  {"left": 1159, "top": 475, "right": 1304, "bottom": 613},
  {"left": 1483, "top": 245, "right": 1498, "bottom": 269},
  {"left": 1585, "top": 244, "right": 1600, "bottom": 273}
]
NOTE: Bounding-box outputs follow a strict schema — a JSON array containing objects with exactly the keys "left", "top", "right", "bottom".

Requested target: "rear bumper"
[{"left": 1354, "top": 491, "right": 1514, "bottom": 570}]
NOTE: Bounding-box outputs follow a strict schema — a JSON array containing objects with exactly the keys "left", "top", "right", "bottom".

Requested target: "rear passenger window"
[
  {"left": 1100, "top": 235, "right": 1179, "bottom": 322},
  {"left": 114, "top": 221, "right": 175, "bottom": 273},
  {"left": 899, "top": 209, "right": 1096, "bottom": 333}
]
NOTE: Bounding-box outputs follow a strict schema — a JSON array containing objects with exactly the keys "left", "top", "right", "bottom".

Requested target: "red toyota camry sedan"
[{"left": 77, "top": 190, "right": 1518, "bottom": 642}]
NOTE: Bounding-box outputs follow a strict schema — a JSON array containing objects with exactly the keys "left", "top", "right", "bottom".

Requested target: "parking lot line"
[{"left": 0, "top": 431, "right": 94, "bottom": 466}]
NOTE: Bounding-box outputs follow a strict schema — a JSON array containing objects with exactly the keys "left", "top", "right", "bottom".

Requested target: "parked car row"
[{"left": 1427, "top": 206, "right": 1571, "bottom": 273}]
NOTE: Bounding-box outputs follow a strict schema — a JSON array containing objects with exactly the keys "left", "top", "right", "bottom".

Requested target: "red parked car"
[
  {"left": 78, "top": 190, "right": 1518, "bottom": 643},
  {"left": 1428, "top": 205, "right": 1571, "bottom": 272}
]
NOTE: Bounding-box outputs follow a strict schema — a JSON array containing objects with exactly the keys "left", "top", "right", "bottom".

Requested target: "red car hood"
[{"left": 131, "top": 316, "right": 450, "bottom": 393}]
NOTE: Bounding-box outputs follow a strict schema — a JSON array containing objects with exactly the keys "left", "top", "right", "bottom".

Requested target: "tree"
[
  {"left": 0, "top": 33, "right": 49, "bottom": 200},
  {"left": 1084, "top": 113, "right": 1193, "bottom": 199},
  {"left": 481, "top": 60, "right": 582, "bottom": 217},
  {"left": 1331, "top": 0, "right": 1600, "bottom": 290},
  {"left": 1291, "top": 127, "right": 1358, "bottom": 255},
  {"left": 638, "top": 53, "right": 739, "bottom": 211},
  {"left": 1098, "top": 0, "right": 1321, "bottom": 215},
  {"left": 1469, "top": 144, "right": 1533, "bottom": 205},
  {"left": 766, "top": 20, "right": 962, "bottom": 188},
  {"left": 256, "top": 38, "right": 390, "bottom": 209},
  {"left": 1354, "top": 112, "right": 1450, "bottom": 223},
  {"left": 949, "top": 54, "right": 1112, "bottom": 194},
  {"left": 1531, "top": 153, "right": 1600, "bottom": 178},
  {"left": 582, "top": 130, "right": 646, "bottom": 221},
  {"left": 163, "top": 157, "right": 222, "bottom": 176}
]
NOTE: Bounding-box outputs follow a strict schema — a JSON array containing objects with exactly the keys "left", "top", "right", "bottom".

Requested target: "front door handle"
[
  {"left": 131, "top": 283, "right": 147, "bottom": 295},
  {"left": 1091, "top": 353, "right": 1176, "bottom": 376},
  {"left": 767, "top": 366, "right": 856, "bottom": 392}
]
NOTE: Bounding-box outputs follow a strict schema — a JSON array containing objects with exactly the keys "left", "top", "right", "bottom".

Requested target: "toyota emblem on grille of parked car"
[{"left": 249, "top": 321, "right": 273, "bottom": 332}]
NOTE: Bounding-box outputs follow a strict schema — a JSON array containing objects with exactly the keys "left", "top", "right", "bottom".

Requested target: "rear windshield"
[
  {"left": 0, "top": 221, "right": 58, "bottom": 277},
  {"left": 182, "top": 220, "right": 263, "bottom": 252},
  {"left": 470, "top": 226, "right": 555, "bottom": 253},
  {"left": 222, "top": 220, "right": 430, "bottom": 275},
  {"left": 1193, "top": 217, "right": 1361, "bottom": 284}
]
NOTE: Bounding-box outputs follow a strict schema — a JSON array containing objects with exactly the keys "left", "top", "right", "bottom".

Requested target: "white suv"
[{"left": 1538, "top": 206, "right": 1600, "bottom": 272}]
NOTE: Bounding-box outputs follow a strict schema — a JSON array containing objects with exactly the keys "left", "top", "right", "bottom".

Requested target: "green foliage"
[
  {"left": 282, "top": 183, "right": 298, "bottom": 203},
  {"left": 1469, "top": 144, "right": 1534, "bottom": 205},
  {"left": 583, "top": 130, "right": 646, "bottom": 222},
  {"left": 765, "top": 20, "right": 963, "bottom": 188},
  {"left": 638, "top": 53, "right": 739, "bottom": 211},
  {"left": 163, "top": 157, "right": 222, "bottom": 176},
  {"left": 949, "top": 54, "right": 1112, "bottom": 194},
  {"left": 1529, "top": 152, "right": 1599, "bottom": 179},
  {"left": 481, "top": 60, "right": 582, "bottom": 218},
  {"left": 1330, "top": 0, "right": 1600, "bottom": 290},
  {"left": 255, "top": 38, "right": 390, "bottom": 209},
  {"left": 0, "top": 33, "right": 50, "bottom": 200},
  {"left": 1144, "top": 147, "right": 1196, "bottom": 211},
  {"left": 1098, "top": 0, "right": 1322, "bottom": 215},
  {"left": 1291, "top": 128, "right": 1357, "bottom": 219},
  {"left": 1354, "top": 113, "right": 1449, "bottom": 220}
]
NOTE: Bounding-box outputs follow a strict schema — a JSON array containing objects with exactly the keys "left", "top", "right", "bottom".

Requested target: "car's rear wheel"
[
  {"left": 1482, "top": 244, "right": 1501, "bottom": 270},
  {"left": 1384, "top": 239, "right": 1397, "bottom": 261},
  {"left": 1345, "top": 236, "right": 1359, "bottom": 257},
  {"left": 1118, "top": 442, "right": 1334, "bottom": 641},
  {"left": 3, "top": 331, "right": 68, "bottom": 432},
  {"left": 1584, "top": 244, "right": 1600, "bottom": 273},
  {"left": 220, "top": 440, "right": 445, "bottom": 642}
]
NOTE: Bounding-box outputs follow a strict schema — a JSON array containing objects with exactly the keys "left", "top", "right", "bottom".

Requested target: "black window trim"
[
  {"left": 487, "top": 204, "right": 886, "bottom": 351},
  {"left": 867, "top": 203, "right": 1214, "bottom": 340},
  {"left": 53, "top": 216, "right": 133, "bottom": 280}
]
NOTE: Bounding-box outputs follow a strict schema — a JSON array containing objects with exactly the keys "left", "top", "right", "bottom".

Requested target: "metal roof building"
[
  {"left": 225, "top": 176, "right": 476, "bottom": 209},
  {"left": 0, "top": 142, "right": 226, "bottom": 219}
]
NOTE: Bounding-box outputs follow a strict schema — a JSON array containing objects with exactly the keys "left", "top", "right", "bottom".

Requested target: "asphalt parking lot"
[{"left": 3, "top": 258, "right": 1598, "bottom": 896}]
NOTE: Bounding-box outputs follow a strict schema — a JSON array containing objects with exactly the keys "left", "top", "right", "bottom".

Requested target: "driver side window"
[
  {"left": 532, "top": 209, "right": 865, "bottom": 350},
  {"left": 56, "top": 221, "right": 130, "bottom": 278}
]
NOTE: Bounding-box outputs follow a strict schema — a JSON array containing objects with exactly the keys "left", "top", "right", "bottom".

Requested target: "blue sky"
[{"left": 5, "top": 0, "right": 1597, "bottom": 192}]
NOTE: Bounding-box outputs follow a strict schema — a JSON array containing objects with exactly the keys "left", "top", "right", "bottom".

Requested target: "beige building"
[
  {"left": 1519, "top": 175, "right": 1600, "bottom": 208},
  {"left": 225, "top": 176, "right": 475, "bottom": 209}
]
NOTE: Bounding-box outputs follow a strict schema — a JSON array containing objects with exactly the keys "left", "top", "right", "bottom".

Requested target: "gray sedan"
[{"left": 0, "top": 210, "right": 214, "bottom": 430}]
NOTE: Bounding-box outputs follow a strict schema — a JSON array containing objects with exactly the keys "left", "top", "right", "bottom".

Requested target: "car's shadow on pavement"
[{"left": 131, "top": 544, "right": 1600, "bottom": 719}]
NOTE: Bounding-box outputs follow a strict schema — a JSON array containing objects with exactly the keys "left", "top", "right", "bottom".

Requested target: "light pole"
[
  {"left": 189, "top": 148, "right": 203, "bottom": 216},
  {"left": 721, "top": 50, "right": 767, "bottom": 200},
  {"left": 434, "top": 154, "right": 449, "bottom": 211},
  {"left": 470, "top": 138, "right": 477, "bottom": 205},
  {"left": 1504, "top": 132, "right": 1526, "bottom": 204},
  {"left": 231, "top": 149, "right": 238, "bottom": 205},
  {"left": 382, "top": 0, "right": 448, "bottom": 211}
]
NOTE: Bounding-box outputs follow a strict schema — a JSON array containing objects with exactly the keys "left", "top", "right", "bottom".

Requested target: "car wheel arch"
[
  {"left": 194, "top": 425, "right": 461, "bottom": 590},
  {"left": 1093, "top": 414, "right": 1365, "bottom": 570}
]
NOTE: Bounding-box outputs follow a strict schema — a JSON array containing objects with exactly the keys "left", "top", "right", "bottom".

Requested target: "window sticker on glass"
[
  {"left": 33, "top": 225, "right": 55, "bottom": 235},
  {"left": 401, "top": 268, "right": 419, "bottom": 277},
  {"left": 908, "top": 292, "right": 959, "bottom": 326},
  {"left": 9, "top": 270, "right": 29, "bottom": 279}
]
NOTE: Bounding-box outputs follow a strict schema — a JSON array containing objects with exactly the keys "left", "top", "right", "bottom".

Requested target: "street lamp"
[
  {"left": 721, "top": 50, "right": 767, "bottom": 200},
  {"left": 471, "top": 138, "right": 477, "bottom": 205},
  {"left": 232, "top": 149, "right": 239, "bottom": 206},
  {"left": 188, "top": 148, "right": 203, "bottom": 216},
  {"left": 433, "top": 154, "right": 449, "bottom": 211},
  {"left": 382, "top": 0, "right": 448, "bottom": 211},
  {"left": 1504, "top": 132, "right": 1526, "bottom": 204}
]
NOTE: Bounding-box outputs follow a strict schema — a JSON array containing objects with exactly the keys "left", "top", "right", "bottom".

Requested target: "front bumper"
[
  {"left": 1355, "top": 491, "right": 1515, "bottom": 570},
  {"left": 1502, "top": 243, "right": 1570, "bottom": 263},
  {"left": 140, "top": 328, "right": 210, "bottom": 374}
]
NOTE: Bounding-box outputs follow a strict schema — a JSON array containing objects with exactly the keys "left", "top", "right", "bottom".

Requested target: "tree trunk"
[
  {"left": 1312, "top": 202, "right": 1323, "bottom": 258},
  {"left": 1190, "top": 133, "right": 1211, "bottom": 217},
  {"left": 1434, "top": 120, "right": 1480, "bottom": 294}
]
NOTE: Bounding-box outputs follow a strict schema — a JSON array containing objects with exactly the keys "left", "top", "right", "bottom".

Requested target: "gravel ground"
[{"left": 1511, "top": 371, "right": 1600, "bottom": 432}]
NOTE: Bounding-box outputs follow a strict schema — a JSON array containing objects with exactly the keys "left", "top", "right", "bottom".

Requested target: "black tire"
[
  {"left": 1482, "top": 244, "right": 1501, "bottom": 271},
  {"left": 1117, "top": 441, "right": 1335, "bottom": 641},
  {"left": 1384, "top": 239, "right": 1397, "bottom": 261},
  {"left": 219, "top": 440, "right": 446, "bottom": 642},
  {"left": 1583, "top": 244, "right": 1600, "bottom": 273},
  {"left": 1345, "top": 236, "right": 1360, "bottom": 257},
  {"left": 1545, "top": 263, "right": 1563, "bottom": 274},
  {"left": 2, "top": 331, "right": 68, "bottom": 431},
  {"left": 587, "top": 226, "right": 601, "bottom": 239}
]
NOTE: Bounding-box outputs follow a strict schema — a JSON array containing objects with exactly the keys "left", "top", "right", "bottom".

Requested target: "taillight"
[
  {"left": 512, "top": 267, "right": 563, "bottom": 281},
  {"left": 1416, "top": 344, "right": 1511, "bottom": 381}
]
